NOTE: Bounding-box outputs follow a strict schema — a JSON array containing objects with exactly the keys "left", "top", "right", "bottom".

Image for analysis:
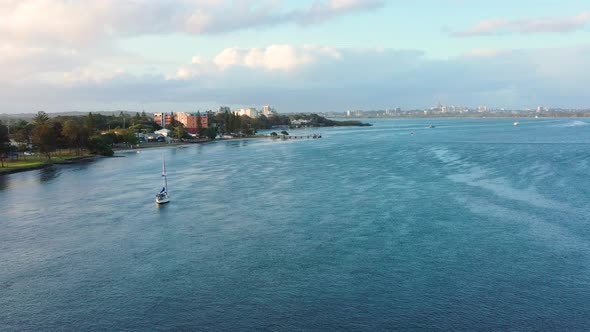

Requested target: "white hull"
[{"left": 156, "top": 192, "right": 170, "bottom": 204}]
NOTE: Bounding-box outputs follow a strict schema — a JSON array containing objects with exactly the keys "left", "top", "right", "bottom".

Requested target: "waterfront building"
[
  {"left": 155, "top": 128, "right": 171, "bottom": 137},
  {"left": 154, "top": 112, "right": 208, "bottom": 134},
  {"left": 175, "top": 112, "right": 208, "bottom": 134},
  {"left": 154, "top": 112, "right": 174, "bottom": 127}
]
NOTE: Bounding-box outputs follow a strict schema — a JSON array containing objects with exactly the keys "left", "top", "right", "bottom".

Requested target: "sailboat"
[{"left": 156, "top": 157, "right": 170, "bottom": 204}]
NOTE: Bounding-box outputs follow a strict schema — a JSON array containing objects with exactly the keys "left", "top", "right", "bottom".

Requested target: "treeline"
[
  {"left": 289, "top": 113, "right": 372, "bottom": 127},
  {"left": 207, "top": 111, "right": 291, "bottom": 136},
  {"left": 0, "top": 111, "right": 162, "bottom": 163},
  {"left": 169, "top": 111, "right": 365, "bottom": 138}
]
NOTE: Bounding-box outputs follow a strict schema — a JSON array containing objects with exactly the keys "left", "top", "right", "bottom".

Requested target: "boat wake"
[{"left": 559, "top": 120, "right": 589, "bottom": 127}]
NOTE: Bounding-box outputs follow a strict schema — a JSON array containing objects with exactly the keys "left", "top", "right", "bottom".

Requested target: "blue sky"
[{"left": 1, "top": 0, "right": 589, "bottom": 113}]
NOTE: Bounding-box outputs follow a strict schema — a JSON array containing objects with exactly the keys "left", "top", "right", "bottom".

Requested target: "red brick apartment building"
[{"left": 154, "top": 112, "right": 208, "bottom": 134}]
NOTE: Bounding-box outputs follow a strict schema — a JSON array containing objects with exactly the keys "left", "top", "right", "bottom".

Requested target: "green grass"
[{"left": 0, "top": 153, "right": 80, "bottom": 173}]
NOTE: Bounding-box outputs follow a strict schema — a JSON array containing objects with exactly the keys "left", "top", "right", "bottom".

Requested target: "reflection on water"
[
  {"left": 38, "top": 166, "right": 60, "bottom": 183},
  {"left": 156, "top": 202, "right": 171, "bottom": 211},
  {"left": 227, "top": 140, "right": 249, "bottom": 148},
  {"left": 0, "top": 175, "right": 7, "bottom": 191},
  {"left": 68, "top": 161, "right": 92, "bottom": 172}
]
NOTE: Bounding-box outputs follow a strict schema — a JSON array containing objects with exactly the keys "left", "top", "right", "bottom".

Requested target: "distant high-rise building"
[
  {"left": 238, "top": 108, "right": 258, "bottom": 118},
  {"left": 262, "top": 105, "right": 276, "bottom": 117},
  {"left": 154, "top": 112, "right": 174, "bottom": 127}
]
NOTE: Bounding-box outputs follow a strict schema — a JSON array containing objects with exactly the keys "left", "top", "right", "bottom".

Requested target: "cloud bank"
[{"left": 2, "top": 44, "right": 590, "bottom": 113}]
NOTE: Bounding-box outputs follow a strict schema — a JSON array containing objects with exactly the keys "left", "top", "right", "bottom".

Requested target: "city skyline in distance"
[{"left": 1, "top": 0, "right": 590, "bottom": 114}]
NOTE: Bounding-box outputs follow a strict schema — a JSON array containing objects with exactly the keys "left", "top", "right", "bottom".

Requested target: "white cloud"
[
  {"left": 300, "top": 0, "right": 384, "bottom": 24},
  {"left": 0, "top": 0, "right": 385, "bottom": 45},
  {"left": 461, "top": 48, "right": 506, "bottom": 58},
  {"left": 0, "top": 0, "right": 383, "bottom": 86},
  {"left": 454, "top": 11, "right": 590, "bottom": 36},
  {"left": 178, "top": 44, "right": 342, "bottom": 76}
]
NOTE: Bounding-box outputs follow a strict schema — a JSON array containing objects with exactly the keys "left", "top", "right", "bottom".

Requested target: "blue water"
[{"left": 1, "top": 118, "right": 590, "bottom": 331}]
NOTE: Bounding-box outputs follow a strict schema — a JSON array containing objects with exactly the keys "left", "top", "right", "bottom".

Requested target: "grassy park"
[{"left": 0, "top": 151, "right": 84, "bottom": 174}]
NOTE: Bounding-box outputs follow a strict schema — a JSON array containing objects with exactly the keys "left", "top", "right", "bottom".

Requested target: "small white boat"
[
  {"left": 156, "top": 157, "right": 170, "bottom": 204},
  {"left": 513, "top": 121, "right": 520, "bottom": 126}
]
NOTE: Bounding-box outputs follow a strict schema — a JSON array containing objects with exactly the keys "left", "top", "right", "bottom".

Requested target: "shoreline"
[
  {"left": 2, "top": 137, "right": 246, "bottom": 175},
  {"left": 1, "top": 134, "right": 310, "bottom": 175},
  {"left": 0, "top": 155, "right": 101, "bottom": 176}
]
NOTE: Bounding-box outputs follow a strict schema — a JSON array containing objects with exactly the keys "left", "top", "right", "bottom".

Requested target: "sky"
[{"left": 1, "top": 0, "right": 589, "bottom": 114}]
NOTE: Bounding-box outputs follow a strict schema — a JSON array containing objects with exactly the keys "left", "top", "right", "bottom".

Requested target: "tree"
[
  {"left": 87, "top": 135, "right": 114, "bottom": 156},
  {"left": 33, "top": 111, "right": 49, "bottom": 126},
  {"left": 84, "top": 112, "right": 96, "bottom": 133},
  {"left": 203, "top": 127, "right": 218, "bottom": 140},
  {"left": 51, "top": 121, "right": 65, "bottom": 153},
  {"left": 32, "top": 123, "right": 57, "bottom": 159},
  {"left": 196, "top": 111, "right": 203, "bottom": 137},
  {"left": 240, "top": 115, "right": 255, "bottom": 135},
  {"left": 119, "top": 111, "right": 128, "bottom": 129},
  {"left": 253, "top": 114, "right": 270, "bottom": 130},
  {"left": 9, "top": 120, "right": 33, "bottom": 159},
  {"left": 223, "top": 110, "right": 231, "bottom": 133},
  {"left": 12, "top": 120, "right": 32, "bottom": 145},
  {"left": 174, "top": 125, "right": 189, "bottom": 139},
  {"left": 121, "top": 128, "right": 138, "bottom": 146},
  {"left": 62, "top": 120, "right": 89, "bottom": 156},
  {"left": 0, "top": 120, "right": 10, "bottom": 167}
]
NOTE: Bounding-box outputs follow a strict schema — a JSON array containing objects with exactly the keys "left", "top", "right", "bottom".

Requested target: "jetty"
[{"left": 271, "top": 134, "right": 322, "bottom": 140}]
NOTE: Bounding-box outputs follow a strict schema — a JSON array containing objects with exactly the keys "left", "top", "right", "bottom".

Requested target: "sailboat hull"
[{"left": 156, "top": 192, "right": 170, "bottom": 204}]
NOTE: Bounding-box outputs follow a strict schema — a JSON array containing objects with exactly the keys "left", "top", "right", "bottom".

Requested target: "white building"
[
  {"left": 237, "top": 107, "right": 258, "bottom": 118},
  {"left": 291, "top": 119, "right": 310, "bottom": 125},
  {"left": 262, "top": 105, "right": 276, "bottom": 117},
  {"left": 155, "top": 128, "right": 172, "bottom": 137}
]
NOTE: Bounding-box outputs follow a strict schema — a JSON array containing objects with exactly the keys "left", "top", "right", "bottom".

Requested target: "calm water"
[{"left": 1, "top": 118, "right": 590, "bottom": 331}]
